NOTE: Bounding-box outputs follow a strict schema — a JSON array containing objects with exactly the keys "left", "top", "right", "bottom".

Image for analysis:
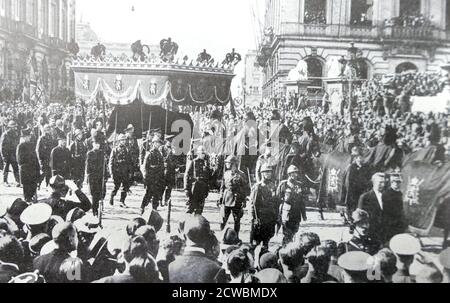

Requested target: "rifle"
[
  {"left": 166, "top": 198, "right": 172, "bottom": 233},
  {"left": 247, "top": 168, "right": 260, "bottom": 245}
]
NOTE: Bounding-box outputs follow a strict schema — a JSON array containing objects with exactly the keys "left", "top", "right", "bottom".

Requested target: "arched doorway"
[
  {"left": 305, "top": 57, "right": 324, "bottom": 88},
  {"left": 395, "top": 62, "right": 418, "bottom": 74},
  {"left": 356, "top": 59, "right": 371, "bottom": 80}
]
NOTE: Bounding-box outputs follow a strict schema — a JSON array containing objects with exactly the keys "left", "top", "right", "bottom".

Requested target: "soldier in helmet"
[
  {"left": 141, "top": 135, "right": 165, "bottom": 214},
  {"left": 337, "top": 209, "right": 382, "bottom": 257},
  {"left": 218, "top": 155, "right": 250, "bottom": 237},
  {"left": 109, "top": 134, "right": 133, "bottom": 208},
  {"left": 184, "top": 145, "right": 211, "bottom": 215},
  {"left": 277, "top": 165, "right": 307, "bottom": 244},
  {"left": 249, "top": 163, "right": 280, "bottom": 247}
]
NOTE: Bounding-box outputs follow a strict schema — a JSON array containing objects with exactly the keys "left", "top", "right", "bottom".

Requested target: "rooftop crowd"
[{"left": 1, "top": 70, "right": 450, "bottom": 283}]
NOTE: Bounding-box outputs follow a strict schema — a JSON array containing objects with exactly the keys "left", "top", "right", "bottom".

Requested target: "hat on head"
[
  {"left": 389, "top": 234, "right": 421, "bottom": 256},
  {"left": 74, "top": 214, "right": 101, "bottom": 234},
  {"left": 7, "top": 198, "right": 29, "bottom": 218},
  {"left": 117, "top": 133, "right": 127, "bottom": 141},
  {"left": 390, "top": 173, "right": 403, "bottom": 182},
  {"left": 254, "top": 268, "right": 287, "bottom": 283},
  {"left": 164, "top": 134, "right": 175, "bottom": 142},
  {"left": 287, "top": 165, "right": 299, "bottom": 175},
  {"left": 40, "top": 240, "right": 57, "bottom": 255},
  {"left": 352, "top": 209, "right": 370, "bottom": 224},
  {"left": 338, "top": 251, "right": 371, "bottom": 272},
  {"left": 152, "top": 135, "right": 163, "bottom": 144},
  {"left": 125, "top": 124, "right": 134, "bottom": 132},
  {"left": 74, "top": 129, "right": 83, "bottom": 138},
  {"left": 261, "top": 164, "right": 273, "bottom": 173},
  {"left": 66, "top": 207, "right": 86, "bottom": 223},
  {"left": 7, "top": 120, "right": 17, "bottom": 128},
  {"left": 57, "top": 133, "right": 66, "bottom": 141},
  {"left": 20, "top": 203, "right": 52, "bottom": 226},
  {"left": 49, "top": 175, "right": 66, "bottom": 188},
  {"left": 220, "top": 227, "right": 242, "bottom": 250},
  {"left": 439, "top": 248, "right": 450, "bottom": 270},
  {"left": 29, "top": 233, "right": 52, "bottom": 255},
  {"left": 21, "top": 128, "right": 32, "bottom": 137},
  {"left": 184, "top": 215, "right": 211, "bottom": 245},
  {"left": 225, "top": 155, "right": 238, "bottom": 164},
  {"left": 142, "top": 209, "right": 164, "bottom": 233}
]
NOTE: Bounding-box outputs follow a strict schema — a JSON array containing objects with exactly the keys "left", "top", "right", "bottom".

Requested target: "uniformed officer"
[
  {"left": 109, "top": 134, "right": 133, "bottom": 208},
  {"left": 39, "top": 175, "right": 92, "bottom": 219},
  {"left": 1, "top": 120, "right": 20, "bottom": 186},
  {"left": 141, "top": 136, "right": 165, "bottom": 214},
  {"left": 125, "top": 124, "right": 140, "bottom": 181},
  {"left": 16, "top": 128, "right": 40, "bottom": 202},
  {"left": 70, "top": 129, "right": 88, "bottom": 189},
  {"left": 249, "top": 163, "right": 280, "bottom": 247},
  {"left": 389, "top": 233, "right": 421, "bottom": 283},
  {"left": 184, "top": 145, "right": 211, "bottom": 215},
  {"left": 255, "top": 145, "right": 276, "bottom": 184},
  {"left": 50, "top": 134, "right": 71, "bottom": 179},
  {"left": 337, "top": 209, "right": 382, "bottom": 257},
  {"left": 160, "top": 135, "right": 176, "bottom": 206},
  {"left": 86, "top": 138, "right": 107, "bottom": 217},
  {"left": 218, "top": 155, "right": 250, "bottom": 236},
  {"left": 36, "top": 124, "right": 57, "bottom": 187},
  {"left": 337, "top": 251, "right": 371, "bottom": 283},
  {"left": 20, "top": 203, "right": 53, "bottom": 240},
  {"left": 277, "top": 165, "right": 307, "bottom": 244}
]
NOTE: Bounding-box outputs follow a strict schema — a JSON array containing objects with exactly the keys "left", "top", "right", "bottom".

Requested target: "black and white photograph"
[{"left": 0, "top": 0, "right": 450, "bottom": 288}]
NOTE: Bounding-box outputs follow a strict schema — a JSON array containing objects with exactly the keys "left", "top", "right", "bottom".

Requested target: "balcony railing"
[
  {"left": 279, "top": 22, "right": 446, "bottom": 41},
  {"left": 0, "top": 17, "right": 38, "bottom": 38}
]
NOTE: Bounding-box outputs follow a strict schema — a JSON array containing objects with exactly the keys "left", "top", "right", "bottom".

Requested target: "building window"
[
  {"left": 50, "top": 0, "right": 59, "bottom": 38},
  {"left": 304, "top": 0, "right": 327, "bottom": 25},
  {"left": 350, "top": 0, "right": 373, "bottom": 26},
  {"left": 305, "top": 57, "right": 323, "bottom": 87},
  {"left": 396, "top": 62, "right": 418, "bottom": 73}
]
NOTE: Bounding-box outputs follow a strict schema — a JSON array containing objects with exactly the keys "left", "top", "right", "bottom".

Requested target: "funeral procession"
[{"left": 1, "top": 0, "right": 450, "bottom": 286}]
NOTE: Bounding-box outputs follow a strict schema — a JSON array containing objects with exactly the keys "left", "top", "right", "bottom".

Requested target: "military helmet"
[
  {"left": 261, "top": 164, "right": 273, "bottom": 173},
  {"left": 287, "top": 165, "right": 299, "bottom": 175},
  {"left": 225, "top": 155, "right": 238, "bottom": 164}
]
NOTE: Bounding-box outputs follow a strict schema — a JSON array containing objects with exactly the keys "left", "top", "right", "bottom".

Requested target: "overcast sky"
[{"left": 77, "top": 0, "right": 266, "bottom": 85}]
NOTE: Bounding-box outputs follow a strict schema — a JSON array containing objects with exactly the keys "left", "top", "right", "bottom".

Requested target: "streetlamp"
[{"left": 342, "top": 42, "right": 362, "bottom": 115}]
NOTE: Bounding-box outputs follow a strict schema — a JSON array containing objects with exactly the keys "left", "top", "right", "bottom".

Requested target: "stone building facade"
[
  {"left": 258, "top": 0, "right": 450, "bottom": 98},
  {"left": 243, "top": 50, "right": 264, "bottom": 107},
  {"left": 0, "top": 0, "right": 76, "bottom": 102}
]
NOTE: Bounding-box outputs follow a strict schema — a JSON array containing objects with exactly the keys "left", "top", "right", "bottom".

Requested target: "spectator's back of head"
[
  {"left": 227, "top": 247, "right": 252, "bottom": 278},
  {"left": 321, "top": 240, "right": 338, "bottom": 260},
  {"left": 52, "top": 222, "right": 78, "bottom": 252},
  {"left": 183, "top": 215, "right": 210, "bottom": 246},
  {"left": 279, "top": 242, "right": 305, "bottom": 272},
  {"left": 294, "top": 232, "right": 320, "bottom": 255},
  {"left": 308, "top": 246, "right": 331, "bottom": 274},
  {"left": 0, "top": 235, "right": 24, "bottom": 266},
  {"left": 135, "top": 225, "right": 159, "bottom": 257},
  {"left": 126, "top": 218, "right": 147, "bottom": 237},
  {"left": 122, "top": 236, "right": 148, "bottom": 264}
]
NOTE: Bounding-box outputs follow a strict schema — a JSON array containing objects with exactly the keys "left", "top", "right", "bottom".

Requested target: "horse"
[{"left": 131, "top": 40, "right": 151, "bottom": 62}]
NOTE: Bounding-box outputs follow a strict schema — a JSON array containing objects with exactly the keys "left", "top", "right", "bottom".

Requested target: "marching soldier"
[
  {"left": 160, "top": 135, "right": 176, "bottom": 207},
  {"left": 184, "top": 145, "right": 211, "bottom": 215},
  {"left": 109, "top": 134, "right": 133, "bottom": 208},
  {"left": 255, "top": 145, "right": 276, "bottom": 184},
  {"left": 70, "top": 129, "right": 88, "bottom": 189},
  {"left": 86, "top": 137, "right": 107, "bottom": 217},
  {"left": 1, "top": 120, "right": 20, "bottom": 186},
  {"left": 16, "top": 128, "right": 40, "bottom": 202},
  {"left": 337, "top": 209, "right": 382, "bottom": 257},
  {"left": 125, "top": 124, "right": 140, "bottom": 182},
  {"left": 141, "top": 136, "right": 165, "bottom": 214},
  {"left": 218, "top": 155, "right": 250, "bottom": 237},
  {"left": 277, "top": 165, "right": 307, "bottom": 244},
  {"left": 36, "top": 124, "right": 57, "bottom": 187},
  {"left": 249, "top": 164, "right": 280, "bottom": 247},
  {"left": 39, "top": 175, "right": 92, "bottom": 219},
  {"left": 50, "top": 134, "right": 71, "bottom": 179}
]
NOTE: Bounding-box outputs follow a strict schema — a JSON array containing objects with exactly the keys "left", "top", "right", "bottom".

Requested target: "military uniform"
[
  {"left": 126, "top": 133, "right": 140, "bottom": 178},
  {"left": 255, "top": 155, "right": 276, "bottom": 184},
  {"left": 184, "top": 156, "right": 211, "bottom": 215},
  {"left": 109, "top": 140, "right": 133, "bottom": 206},
  {"left": 249, "top": 170, "right": 280, "bottom": 247},
  {"left": 337, "top": 235, "right": 381, "bottom": 257},
  {"left": 50, "top": 145, "right": 71, "bottom": 179},
  {"left": 219, "top": 164, "right": 250, "bottom": 234},
  {"left": 70, "top": 139, "right": 88, "bottom": 189},
  {"left": 277, "top": 178, "right": 307, "bottom": 244},
  {"left": 141, "top": 144, "right": 165, "bottom": 211},
  {"left": 86, "top": 148, "right": 107, "bottom": 217},
  {"left": 0, "top": 125, "right": 20, "bottom": 184},
  {"left": 36, "top": 134, "right": 57, "bottom": 186},
  {"left": 160, "top": 143, "right": 176, "bottom": 205},
  {"left": 16, "top": 139, "right": 40, "bottom": 202}
]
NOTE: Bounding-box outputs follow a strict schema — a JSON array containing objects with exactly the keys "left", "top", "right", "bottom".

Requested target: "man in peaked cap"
[
  {"left": 1, "top": 120, "right": 20, "bottom": 186},
  {"left": 86, "top": 138, "right": 107, "bottom": 217},
  {"left": 338, "top": 251, "right": 371, "bottom": 283},
  {"left": 125, "top": 124, "right": 140, "bottom": 182},
  {"left": 109, "top": 134, "right": 133, "bottom": 208},
  {"left": 277, "top": 165, "right": 307, "bottom": 244},
  {"left": 160, "top": 135, "right": 176, "bottom": 207},
  {"left": 37, "top": 124, "right": 58, "bottom": 188},
  {"left": 218, "top": 155, "right": 250, "bottom": 237},
  {"left": 38, "top": 175, "right": 92, "bottom": 219},
  {"left": 389, "top": 233, "right": 421, "bottom": 283},
  {"left": 69, "top": 129, "right": 87, "bottom": 190},
  {"left": 337, "top": 209, "right": 381, "bottom": 257},
  {"left": 20, "top": 203, "right": 52, "bottom": 240},
  {"left": 49, "top": 133, "right": 71, "bottom": 179},
  {"left": 249, "top": 163, "right": 280, "bottom": 247},
  {"left": 141, "top": 135, "right": 165, "bottom": 214},
  {"left": 382, "top": 173, "right": 406, "bottom": 243},
  {"left": 16, "top": 128, "right": 40, "bottom": 203}
]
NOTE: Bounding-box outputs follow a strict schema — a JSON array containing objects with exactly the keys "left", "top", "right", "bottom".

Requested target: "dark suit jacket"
[
  {"left": 358, "top": 190, "right": 383, "bottom": 240},
  {"left": 168, "top": 250, "right": 226, "bottom": 283},
  {"left": 382, "top": 188, "right": 406, "bottom": 241},
  {"left": 33, "top": 249, "right": 71, "bottom": 283}
]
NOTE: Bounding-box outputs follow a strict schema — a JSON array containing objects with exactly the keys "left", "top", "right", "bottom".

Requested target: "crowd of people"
[{"left": 0, "top": 70, "right": 450, "bottom": 283}]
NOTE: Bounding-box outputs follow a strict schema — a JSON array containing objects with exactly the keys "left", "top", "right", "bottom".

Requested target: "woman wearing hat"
[{"left": 0, "top": 120, "right": 20, "bottom": 186}]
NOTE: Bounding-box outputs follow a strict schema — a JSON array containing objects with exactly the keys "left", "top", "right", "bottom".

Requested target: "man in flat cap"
[
  {"left": 277, "top": 165, "right": 307, "bottom": 244},
  {"left": 36, "top": 124, "right": 57, "bottom": 188},
  {"left": 249, "top": 163, "right": 280, "bottom": 247},
  {"left": 338, "top": 209, "right": 381, "bottom": 257},
  {"left": 69, "top": 129, "right": 87, "bottom": 189},
  {"left": 16, "top": 128, "right": 40, "bottom": 202},
  {"left": 141, "top": 135, "right": 165, "bottom": 214},
  {"left": 218, "top": 155, "right": 250, "bottom": 238},
  {"left": 50, "top": 134, "right": 71, "bottom": 179},
  {"left": 389, "top": 233, "right": 421, "bottom": 283},
  {"left": 0, "top": 120, "right": 20, "bottom": 186},
  {"left": 382, "top": 173, "right": 406, "bottom": 243},
  {"left": 39, "top": 175, "right": 92, "bottom": 219},
  {"left": 109, "top": 134, "right": 133, "bottom": 208}
]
